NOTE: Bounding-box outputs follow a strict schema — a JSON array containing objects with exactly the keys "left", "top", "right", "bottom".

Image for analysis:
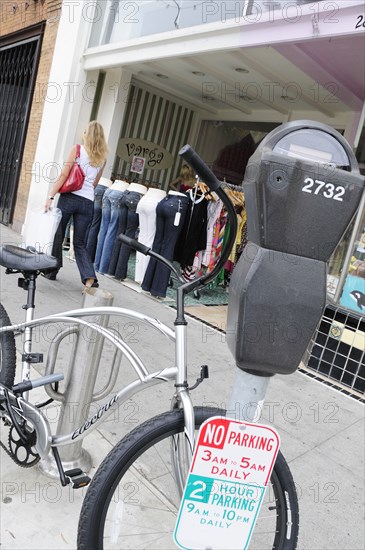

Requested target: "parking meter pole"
[
  {"left": 40, "top": 287, "right": 114, "bottom": 477},
  {"left": 227, "top": 369, "right": 270, "bottom": 423}
]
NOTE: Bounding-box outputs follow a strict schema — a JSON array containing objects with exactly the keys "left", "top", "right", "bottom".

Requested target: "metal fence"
[{"left": 304, "top": 304, "right": 365, "bottom": 401}]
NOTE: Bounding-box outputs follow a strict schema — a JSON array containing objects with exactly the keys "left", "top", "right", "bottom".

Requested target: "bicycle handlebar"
[
  {"left": 118, "top": 145, "right": 238, "bottom": 295},
  {"left": 118, "top": 235, "right": 151, "bottom": 256},
  {"left": 178, "top": 145, "right": 222, "bottom": 193}
]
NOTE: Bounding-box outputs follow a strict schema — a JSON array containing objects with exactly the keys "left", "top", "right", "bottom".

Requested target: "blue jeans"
[
  {"left": 108, "top": 191, "right": 143, "bottom": 279},
  {"left": 51, "top": 193, "right": 97, "bottom": 284},
  {"left": 94, "top": 188, "right": 127, "bottom": 274},
  {"left": 86, "top": 184, "right": 108, "bottom": 262},
  {"left": 142, "top": 194, "right": 189, "bottom": 297}
]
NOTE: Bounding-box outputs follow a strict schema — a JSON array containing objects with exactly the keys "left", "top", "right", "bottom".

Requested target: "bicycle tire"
[
  {"left": 78, "top": 407, "right": 299, "bottom": 550},
  {"left": 0, "top": 303, "right": 16, "bottom": 388}
]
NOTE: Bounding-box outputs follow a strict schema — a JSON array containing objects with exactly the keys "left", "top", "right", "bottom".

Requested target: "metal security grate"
[
  {"left": 0, "top": 36, "right": 40, "bottom": 225},
  {"left": 304, "top": 305, "right": 365, "bottom": 401}
]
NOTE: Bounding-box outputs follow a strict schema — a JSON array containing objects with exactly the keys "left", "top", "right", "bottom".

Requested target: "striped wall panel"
[{"left": 113, "top": 82, "right": 195, "bottom": 190}]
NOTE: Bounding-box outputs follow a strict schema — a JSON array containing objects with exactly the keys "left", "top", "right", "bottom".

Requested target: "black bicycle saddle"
[{"left": 0, "top": 245, "right": 58, "bottom": 272}]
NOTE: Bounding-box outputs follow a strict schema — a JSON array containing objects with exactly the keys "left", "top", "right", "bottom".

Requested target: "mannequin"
[
  {"left": 128, "top": 182, "right": 148, "bottom": 195},
  {"left": 94, "top": 180, "right": 130, "bottom": 274},
  {"left": 135, "top": 187, "right": 167, "bottom": 283},
  {"left": 168, "top": 190, "right": 186, "bottom": 197},
  {"left": 110, "top": 180, "right": 130, "bottom": 193},
  {"left": 142, "top": 191, "right": 190, "bottom": 297},
  {"left": 107, "top": 182, "right": 148, "bottom": 280},
  {"left": 86, "top": 177, "right": 113, "bottom": 261}
]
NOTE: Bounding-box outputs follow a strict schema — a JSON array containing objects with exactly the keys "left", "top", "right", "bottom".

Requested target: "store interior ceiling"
[{"left": 129, "top": 34, "right": 364, "bottom": 122}]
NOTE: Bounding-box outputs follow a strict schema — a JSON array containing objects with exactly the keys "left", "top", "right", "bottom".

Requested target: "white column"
[
  {"left": 25, "top": 3, "right": 95, "bottom": 220},
  {"left": 344, "top": 108, "right": 364, "bottom": 150},
  {"left": 95, "top": 68, "right": 133, "bottom": 179}
]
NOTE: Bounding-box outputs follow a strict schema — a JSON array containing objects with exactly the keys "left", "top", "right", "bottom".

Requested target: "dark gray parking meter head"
[
  {"left": 227, "top": 120, "right": 364, "bottom": 377},
  {"left": 244, "top": 120, "right": 364, "bottom": 260}
]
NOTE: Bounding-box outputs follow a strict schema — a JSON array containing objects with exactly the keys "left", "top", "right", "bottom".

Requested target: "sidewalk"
[{"left": 0, "top": 224, "right": 364, "bottom": 550}]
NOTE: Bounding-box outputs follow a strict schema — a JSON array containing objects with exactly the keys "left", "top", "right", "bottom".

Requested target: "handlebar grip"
[
  {"left": 179, "top": 144, "right": 222, "bottom": 193},
  {"left": 118, "top": 234, "right": 151, "bottom": 256}
]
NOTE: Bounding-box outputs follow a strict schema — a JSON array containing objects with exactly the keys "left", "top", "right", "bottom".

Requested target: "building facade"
[{"left": 0, "top": 0, "right": 63, "bottom": 231}]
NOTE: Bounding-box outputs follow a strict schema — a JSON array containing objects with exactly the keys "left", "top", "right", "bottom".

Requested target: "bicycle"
[{"left": 0, "top": 145, "right": 299, "bottom": 550}]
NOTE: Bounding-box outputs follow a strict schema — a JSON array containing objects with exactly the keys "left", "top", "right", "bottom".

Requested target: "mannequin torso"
[
  {"left": 98, "top": 177, "right": 113, "bottom": 188},
  {"left": 110, "top": 180, "right": 130, "bottom": 192},
  {"left": 168, "top": 190, "right": 186, "bottom": 197},
  {"left": 128, "top": 182, "right": 148, "bottom": 195},
  {"left": 144, "top": 188, "right": 166, "bottom": 200}
]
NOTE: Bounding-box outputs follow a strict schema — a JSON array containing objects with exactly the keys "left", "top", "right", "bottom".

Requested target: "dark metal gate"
[{"left": 0, "top": 36, "right": 41, "bottom": 225}]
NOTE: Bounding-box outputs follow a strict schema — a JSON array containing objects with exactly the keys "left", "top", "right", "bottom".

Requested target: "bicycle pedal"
[{"left": 64, "top": 468, "right": 91, "bottom": 489}]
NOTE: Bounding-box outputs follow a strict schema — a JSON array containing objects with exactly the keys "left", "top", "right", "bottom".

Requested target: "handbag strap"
[{"left": 76, "top": 144, "right": 81, "bottom": 160}]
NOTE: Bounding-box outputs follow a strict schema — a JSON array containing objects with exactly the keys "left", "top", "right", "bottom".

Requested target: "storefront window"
[
  {"left": 338, "top": 210, "right": 365, "bottom": 314},
  {"left": 88, "top": 1, "right": 324, "bottom": 47}
]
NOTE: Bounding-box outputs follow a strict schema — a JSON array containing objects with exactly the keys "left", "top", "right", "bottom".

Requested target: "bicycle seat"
[{"left": 0, "top": 245, "right": 58, "bottom": 272}]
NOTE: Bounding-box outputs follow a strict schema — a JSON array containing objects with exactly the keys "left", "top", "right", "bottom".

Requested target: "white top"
[
  {"left": 110, "top": 180, "right": 130, "bottom": 192},
  {"left": 168, "top": 190, "right": 186, "bottom": 197},
  {"left": 128, "top": 182, "right": 147, "bottom": 195},
  {"left": 72, "top": 145, "right": 103, "bottom": 202}
]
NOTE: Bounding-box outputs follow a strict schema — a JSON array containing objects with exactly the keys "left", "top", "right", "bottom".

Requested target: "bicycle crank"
[{"left": 5, "top": 425, "right": 40, "bottom": 467}]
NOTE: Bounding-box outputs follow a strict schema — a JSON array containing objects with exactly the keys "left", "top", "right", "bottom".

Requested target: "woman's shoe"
[{"left": 84, "top": 278, "right": 99, "bottom": 288}]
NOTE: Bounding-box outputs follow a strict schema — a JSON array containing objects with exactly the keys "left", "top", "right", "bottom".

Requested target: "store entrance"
[{"left": 0, "top": 36, "right": 41, "bottom": 225}]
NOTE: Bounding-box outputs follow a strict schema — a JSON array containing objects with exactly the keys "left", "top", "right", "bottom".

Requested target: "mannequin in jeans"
[
  {"left": 135, "top": 187, "right": 167, "bottom": 284},
  {"left": 107, "top": 182, "right": 148, "bottom": 280},
  {"left": 86, "top": 177, "right": 112, "bottom": 262},
  {"left": 94, "top": 180, "right": 130, "bottom": 275},
  {"left": 142, "top": 190, "right": 189, "bottom": 298}
]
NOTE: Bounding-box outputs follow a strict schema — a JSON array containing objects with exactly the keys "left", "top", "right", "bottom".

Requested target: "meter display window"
[{"left": 274, "top": 129, "right": 350, "bottom": 169}]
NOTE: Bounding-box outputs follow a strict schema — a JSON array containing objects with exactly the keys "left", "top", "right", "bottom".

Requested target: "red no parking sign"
[{"left": 174, "top": 417, "right": 280, "bottom": 549}]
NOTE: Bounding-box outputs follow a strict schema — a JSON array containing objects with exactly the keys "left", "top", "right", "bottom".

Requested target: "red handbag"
[{"left": 59, "top": 144, "right": 85, "bottom": 194}]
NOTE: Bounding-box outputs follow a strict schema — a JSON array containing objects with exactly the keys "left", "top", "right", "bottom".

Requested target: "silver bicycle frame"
[{"left": 0, "top": 305, "right": 196, "bottom": 460}]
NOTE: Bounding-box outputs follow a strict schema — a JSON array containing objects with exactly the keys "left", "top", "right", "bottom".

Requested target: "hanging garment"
[
  {"left": 174, "top": 189, "right": 208, "bottom": 269},
  {"left": 202, "top": 199, "right": 224, "bottom": 267}
]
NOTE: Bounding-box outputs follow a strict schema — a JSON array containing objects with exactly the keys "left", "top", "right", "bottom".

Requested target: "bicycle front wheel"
[
  {"left": 0, "top": 303, "right": 16, "bottom": 388},
  {"left": 78, "top": 407, "right": 299, "bottom": 550}
]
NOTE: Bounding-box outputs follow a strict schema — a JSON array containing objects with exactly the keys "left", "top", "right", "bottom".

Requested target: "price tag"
[
  {"left": 174, "top": 417, "right": 280, "bottom": 550},
  {"left": 174, "top": 212, "right": 181, "bottom": 226}
]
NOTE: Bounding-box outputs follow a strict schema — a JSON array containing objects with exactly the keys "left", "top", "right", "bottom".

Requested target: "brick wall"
[{"left": 1, "top": 0, "right": 62, "bottom": 232}]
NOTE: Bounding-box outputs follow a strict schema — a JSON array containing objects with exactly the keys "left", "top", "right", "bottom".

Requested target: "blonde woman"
[{"left": 44, "top": 121, "right": 108, "bottom": 288}]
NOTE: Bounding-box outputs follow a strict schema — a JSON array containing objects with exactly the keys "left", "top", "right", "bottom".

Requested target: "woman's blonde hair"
[
  {"left": 83, "top": 121, "right": 109, "bottom": 166},
  {"left": 180, "top": 163, "right": 195, "bottom": 182}
]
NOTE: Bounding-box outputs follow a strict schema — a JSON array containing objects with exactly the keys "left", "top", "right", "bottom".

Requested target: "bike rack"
[{"left": 40, "top": 287, "right": 118, "bottom": 476}]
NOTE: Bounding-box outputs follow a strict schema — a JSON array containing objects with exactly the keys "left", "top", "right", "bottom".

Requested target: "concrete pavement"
[{"left": 0, "top": 224, "right": 364, "bottom": 550}]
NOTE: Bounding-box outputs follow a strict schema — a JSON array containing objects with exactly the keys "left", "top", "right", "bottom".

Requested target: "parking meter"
[{"left": 227, "top": 120, "right": 364, "bottom": 376}]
